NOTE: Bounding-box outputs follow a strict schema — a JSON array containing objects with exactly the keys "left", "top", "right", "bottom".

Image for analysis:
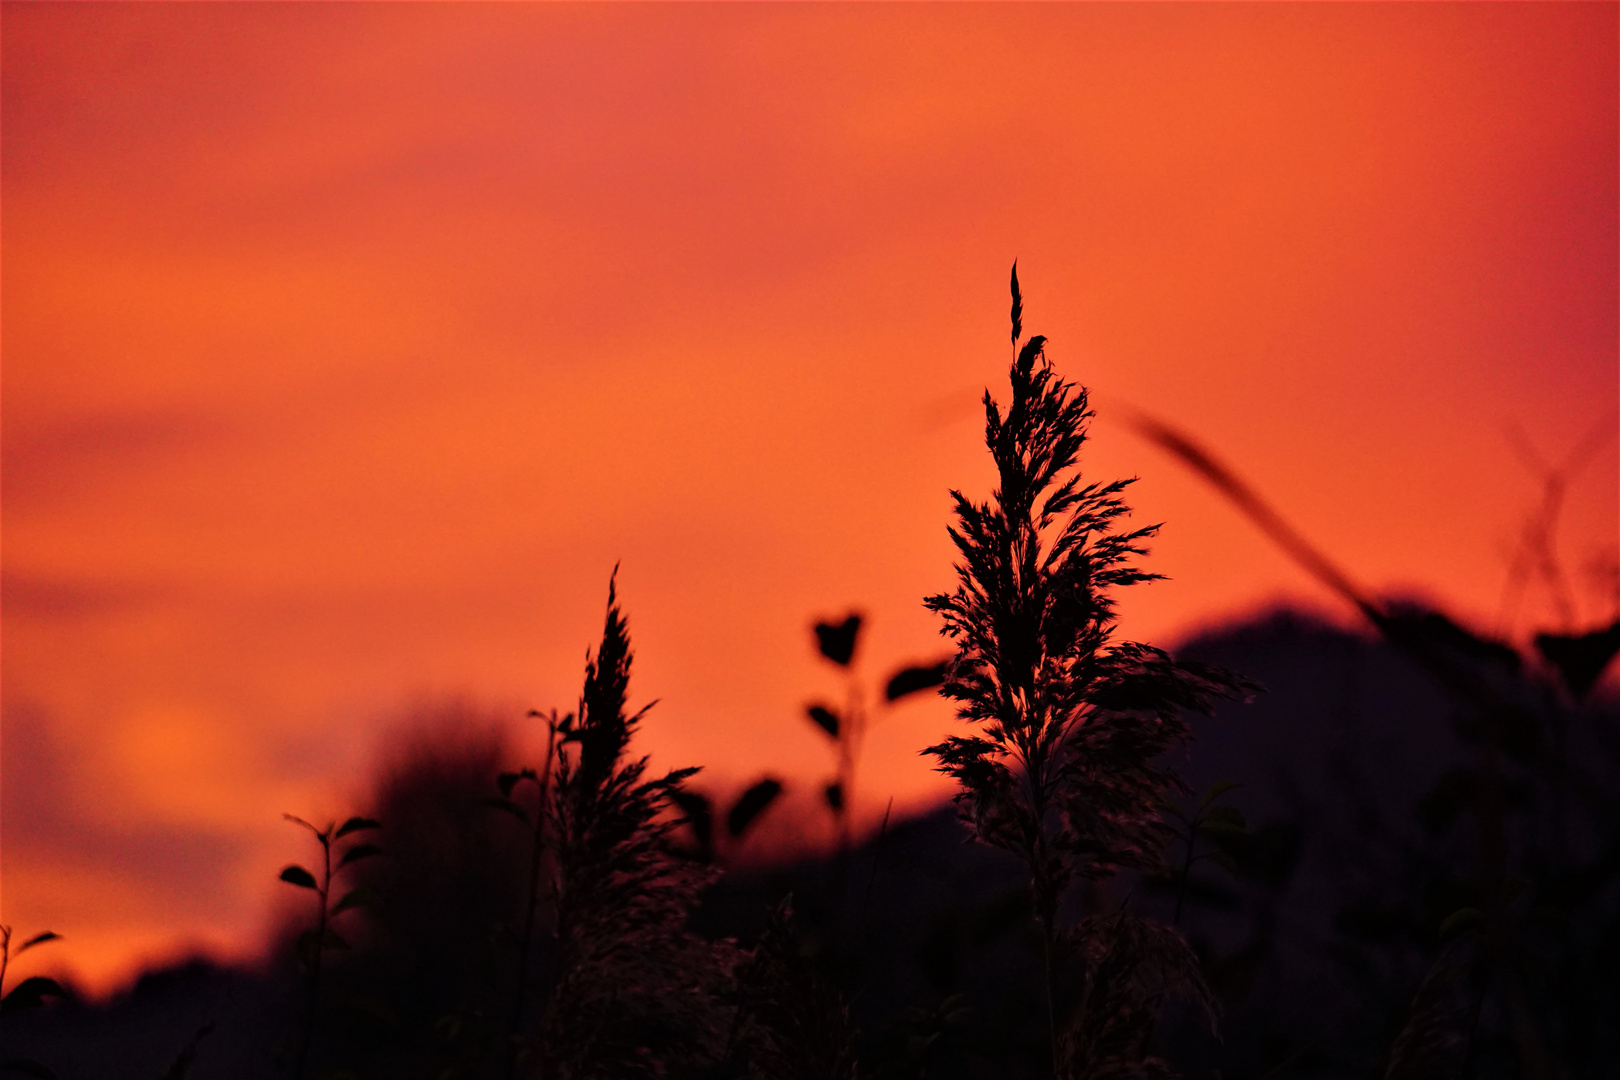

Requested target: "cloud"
[{"left": 2, "top": 408, "right": 235, "bottom": 507}]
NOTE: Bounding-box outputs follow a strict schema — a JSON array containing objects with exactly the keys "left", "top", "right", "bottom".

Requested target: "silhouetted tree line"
[{"left": 3, "top": 270, "right": 1617, "bottom": 1080}]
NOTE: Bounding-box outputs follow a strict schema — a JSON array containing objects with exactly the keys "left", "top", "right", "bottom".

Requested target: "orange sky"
[{"left": 3, "top": 3, "right": 1615, "bottom": 996}]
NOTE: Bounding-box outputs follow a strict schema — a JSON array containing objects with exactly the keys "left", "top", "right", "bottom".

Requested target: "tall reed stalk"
[{"left": 925, "top": 264, "right": 1241, "bottom": 1077}]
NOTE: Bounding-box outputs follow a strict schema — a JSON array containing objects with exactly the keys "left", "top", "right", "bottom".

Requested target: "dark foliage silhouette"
[
  {"left": 726, "top": 900, "right": 859, "bottom": 1080},
  {"left": 668, "top": 776, "right": 785, "bottom": 865},
  {"left": 6, "top": 265, "right": 1616, "bottom": 1080},
  {"left": 924, "top": 264, "right": 1245, "bottom": 1077},
  {"left": 801, "top": 611, "right": 950, "bottom": 851},
  {"left": 1135, "top": 412, "right": 1620, "bottom": 1079},
  {"left": 527, "top": 575, "right": 739, "bottom": 1078},
  {"left": 277, "top": 813, "right": 382, "bottom": 1079},
  {"left": 1, "top": 926, "right": 65, "bottom": 1079}
]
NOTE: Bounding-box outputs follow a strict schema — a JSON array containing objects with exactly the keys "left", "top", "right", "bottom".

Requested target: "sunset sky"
[{"left": 3, "top": 3, "right": 1615, "bottom": 996}]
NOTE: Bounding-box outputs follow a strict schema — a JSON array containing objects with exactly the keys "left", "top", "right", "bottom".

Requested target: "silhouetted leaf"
[
  {"left": 824, "top": 781, "right": 844, "bottom": 811},
  {"left": 1198, "top": 780, "right": 1242, "bottom": 809},
  {"left": 1439, "top": 907, "right": 1483, "bottom": 941},
  {"left": 334, "top": 816, "right": 381, "bottom": 839},
  {"left": 806, "top": 704, "right": 840, "bottom": 739},
  {"left": 279, "top": 865, "right": 319, "bottom": 890},
  {"left": 323, "top": 929, "right": 350, "bottom": 950},
  {"left": 885, "top": 662, "right": 948, "bottom": 701},
  {"left": 671, "top": 790, "right": 713, "bottom": 855},
  {"left": 1535, "top": 619, "right": 1620, "bottom": 700},
  {"left": 1198, "top": 805, "right": 1246, "bottom": 835},
  {"left": 282, "top": 813, "right": 321, "bottom": 835},
  {"left": 814, "top": 614, "right": 862, "bottom": 666},
  {"left": 1, "top": 977, "right": 65, "bottom": 1015},
  {"left": 1010, "top": 259, "right": 1022, "bottom": 344},
  {"left": 497, "top": 771, "right": 531, "bottom": 798},
  {"left": 331, "top": 885, "right": 382, "bottom": 917},
  {"left": 727, "top": 777, "right": 784, "bottom": 838},
  {"left": 15, "top": 932, "right": 60, "bottom": 955},
  {"left": 1, "top": 1058, "right": 57, "bottom": 1079},
  {"left": 1014, "top": 334, "right": 1045, "bottom": 376},
  {"left": 338, "top": 843, "right": 382, "bottom": 869},
  {"left": 485, "top": 797, "right": 530, "bottom": 825}
]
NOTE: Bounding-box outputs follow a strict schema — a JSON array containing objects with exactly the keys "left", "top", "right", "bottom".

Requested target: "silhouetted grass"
[{"left": 923, "top": 263, "right": 1247, "bottom": 1077}]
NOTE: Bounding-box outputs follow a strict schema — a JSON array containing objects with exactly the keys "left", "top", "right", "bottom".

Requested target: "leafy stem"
[
  {"left": 924, "top": 264, "right": 1244, "bottom": 1078},
  {"left": 279, "top": 813, "right": 381, "bottom": 1080},
  {"left": 1162, "top": 781, "right": 1247, "bottom": 927},
  {"left": 492, "top": 711, "right": 561, "bottom": 1080}
]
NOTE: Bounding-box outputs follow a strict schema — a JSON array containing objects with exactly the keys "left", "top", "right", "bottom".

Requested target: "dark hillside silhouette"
[{"left": 4, "top": 604, "right": 1616, "bottom": 1078}]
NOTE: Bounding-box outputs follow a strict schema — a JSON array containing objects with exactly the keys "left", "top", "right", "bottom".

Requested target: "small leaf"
[
  {"left": 1199, "top": 805, "right": 1246, "bottom": 834},
  {"left": 323, "top": 929, "right": 351, "bottom": 950},
  {"left": 485, "top": 797, "right": 530, "bottom": 825},
  {"left": 1198, "top": 821, "right": 1245, "bottom": 838},
  {"left": 727, "top": 777, "right": 784, "bottom": 838},
  {"left": 334, "top": 817, "right": 381, "bottom": 839},
  {"left": 670, "top": 790, "right": 713, "bottom": 854},
  {"left": 1198, "top": 780, "right": 1242, "bottom": 809},
  {"left": 496, "top": 771, "right": 529, "bottom": 798},
  {"left": 814, "top": 614, "right": 862, "bottom": 666},
  {"left": 1, "top": 977, "right": 65, "bottom": 1015},
  {"left": 282, "top": 813, "right": 320, "bottom": 835},
  {"left": 1, "top": 1058, "right": 57, "bottom": 1079},
  {"left": 1015, "top": 334, "right": 1045, "bottom": 375},
  {"left": 1009, "top": 259, "right": 1022, "bottom": 344},
  {"left": 16, "top": 932, "right": 61, "bottom": 955},
  {"left": 824, "top": 781, "right": 844, "bottom": 811},
  {"left": 338, "top": 843, "right": 382, "bottom": 869},
  {"left": 279, "top": 865, "right": 319, "bottom": 890},
  {"left": 806, "top": 705, "right": 840, "bottom": 739},
  {"left": 1439, "top": 907, "right": 1483, "bottom": 941},
  {"left": 885, "top": 662, "right": 948, "bottom": 702},
  {"left": 331, "top": 885, "right": 382, "bottom": 917}
]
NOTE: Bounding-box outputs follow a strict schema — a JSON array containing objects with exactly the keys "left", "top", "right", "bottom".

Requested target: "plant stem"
[
  {"left": 294, "top": 838, "right": 330, "bottom": 1080},
  {"left": 839, "top": 673, "right": 861, "bottom": 855},
  {"left": 1172, "top": 815, "right": 1197, "bottom": 928},
  {"left": 1025, "top": 740, "right": 1060, "bottom": 1080},
  {"left": 1039, "top": 911, "right": 1060, "bottom": 1080},
  {"left": 508, "top": 720, "right": 558, "bottom": 1080}
]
